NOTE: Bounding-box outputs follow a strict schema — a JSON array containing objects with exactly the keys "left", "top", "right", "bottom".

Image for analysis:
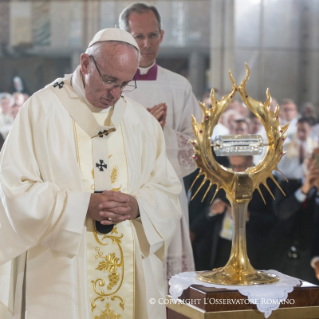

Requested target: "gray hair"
[
  {"left": 119, "top": 2, "right": 162, "bottom": 32},
  {"left": 0, "top": 93, "right": 14, "bottom": 106},
  {"left": 281, "top": 98, "right": 296, "bottom": 106}
]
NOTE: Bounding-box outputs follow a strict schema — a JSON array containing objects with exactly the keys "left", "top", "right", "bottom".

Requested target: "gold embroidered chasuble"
[
  {"left": 74, "top": 111, "right": 135, "bottom": 319},
  {"left": 0, "top": 71, "right": 182, "bottom": 319}
]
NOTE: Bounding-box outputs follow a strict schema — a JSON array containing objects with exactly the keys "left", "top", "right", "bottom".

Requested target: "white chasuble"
[
  {"left": 0, "top": 71, "right": 182, "bottom": 319},
  {"left": 125, "top": 65, "right": 200, "bottom": 278}
]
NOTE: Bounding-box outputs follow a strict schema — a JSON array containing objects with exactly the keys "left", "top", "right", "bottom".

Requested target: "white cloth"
[
  {"left": 277, "top": 135, "right": 317, "bottom": 180},
  {"left": 125, "top": 65, "right": 201, "bottom": 279},
  {"left": 0, "top": 113, "right": 13, "bottom": 139},
  {"left": 0, "top": 73, "right": 182, "bottom": 319},
  {"left": 281, "top": 116, "right": 298, "bottom": 139},
  {"left": 211, "top": 122, "right": 229, "bottom": 140},
  {"left": 139, "top": 61, "right": 155, "bottom": 75},
  {"left": 310, "top": 123, "right": 319, "bottom": 144},
  {"left": 169, "top": 271, "right": 302, "bottom": 319}
]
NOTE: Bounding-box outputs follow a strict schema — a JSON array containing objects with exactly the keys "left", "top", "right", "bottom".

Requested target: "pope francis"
[{"left": 0, "top": 29, "right": 182, "bottom": 319}]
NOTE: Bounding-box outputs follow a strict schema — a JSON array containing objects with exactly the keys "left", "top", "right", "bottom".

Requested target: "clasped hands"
[
  {"left": 87, "top": 190, "right": 139, "bottom": 225},
  {"left": 147, "top": 103, "right": 167, "bottom": 128},
  {"left": 302, "top": 152, "right": 319, "bottom": 194}
]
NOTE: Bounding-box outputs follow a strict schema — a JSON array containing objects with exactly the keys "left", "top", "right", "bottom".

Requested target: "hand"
[
  {"left": 314, "top": 260, "right": 319, "bottom": 280},
  {"left": 190, "top": 231, "right": 196, "bottom": 242},
  {"left": 87, "top": 190, "right": 139, "bottom": 225},
  {"left": 301, "top": 159, "right": 319, "bottom": 194},
  {"left": 147, "top": 103, "right": 167, "bottom": 128},
  {"left": 210, "top": 198, "right": 229, "bottom": 216}
]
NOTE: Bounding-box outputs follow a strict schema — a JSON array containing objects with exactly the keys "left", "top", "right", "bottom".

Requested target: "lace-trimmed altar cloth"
[{"left": 169, "top": 270, "right": 302, "bottom": 318}]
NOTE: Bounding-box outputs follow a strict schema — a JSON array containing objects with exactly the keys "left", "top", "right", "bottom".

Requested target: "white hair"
[{"left": 0, "top": 93, "right": 14, "bottom": 107}]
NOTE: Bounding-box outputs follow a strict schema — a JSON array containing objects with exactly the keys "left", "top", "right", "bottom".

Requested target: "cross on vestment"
[
  {"left": 96, "top": 160, "right": 107, "bottom": 171},
  {"left": 53, "top": 81, "right": 64, "bottom": 89}
]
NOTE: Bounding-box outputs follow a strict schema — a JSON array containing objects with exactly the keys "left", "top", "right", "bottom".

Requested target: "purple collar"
[{"left": 135, "top": 64, "right": 158, "bottom": 81}]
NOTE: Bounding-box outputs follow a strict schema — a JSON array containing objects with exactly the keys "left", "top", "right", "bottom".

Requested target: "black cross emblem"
[
  {"left": 96, "top": 160, "right": 107, "bottom": 171},
  {"left": 53, "top": 81, "right": 64, "bottom": 89},
  {"left": 98, "top": 130, "right": 108, "bottom": 138}
]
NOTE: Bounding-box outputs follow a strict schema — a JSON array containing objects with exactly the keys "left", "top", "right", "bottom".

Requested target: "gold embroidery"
[
  {"left": 74, "top": 116, "right": 132, "bottom": 316},
  {"left": 110, "top": 228, "right": 118, "bottom": 235},
  {"left": 111, "top": 166, "right": 119, "bottom": 184},
  {"left": 110, "top": 164, "right": 122, "bottom": 191},
  {"left": 73, "top": 120, "right": 81, "bottom": 170},
  {"left": 91, "top": 184, "right": 95, "bottom": 190},
  {"left": 111, "top": 296, "right": 125, "bottom": 310},
  {"left": 120, "top": 125, "right": 129, "bottom": 193},
  {"left": 94, "top": 303, "right": 121, "bottom": 319},
  {"left": 119, "top": 124, "right": 134, "bottom": 317},
  {"left": 107, "top": 272, "right": 120, "bottom": 290},
  {"left": 93, "top": 228, "right": 123, "bottom": 246},
  {"left": 96, "top": 252, "right": 121, "bottom": 273},
  {"left": 91, "top": 226, "right": 125, "bottom": 313}
]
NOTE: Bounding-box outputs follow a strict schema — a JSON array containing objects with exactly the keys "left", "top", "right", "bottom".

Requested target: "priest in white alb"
[
  {"left": 120, "top": 3, "right": 201, "bottom": 279},
  {"left": 0, "top": 29, "right": 181, "bottom": 319}
]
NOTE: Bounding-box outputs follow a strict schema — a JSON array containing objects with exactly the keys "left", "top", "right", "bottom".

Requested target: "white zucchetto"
[{"left": 88, "top": 28, "right": 140, "bottom": 52}]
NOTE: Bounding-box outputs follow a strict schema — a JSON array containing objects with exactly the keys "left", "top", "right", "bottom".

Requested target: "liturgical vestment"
[
  {"left": 0, "top": 72, "right": 182, "bottom": 319},
  {"left": 125, "top": 64, "right": 201, "bottom": 278}
]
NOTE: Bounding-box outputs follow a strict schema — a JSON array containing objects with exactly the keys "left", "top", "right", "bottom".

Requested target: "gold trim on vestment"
[
  {"left": 120, "top": 125, "right": 129, "bottom": 194},
  {"left": 73, "top": 117, "right": 134, "bottom": 319},
  {"left": 120, "top": 124, "right": 135, "bottom": 319},
  {"left": 111, "top": 166, "right": 119, "bottom": 184},
  {"left": 91, "top": 225, "right": 125, "bottom": 303},
  {"left": 73, "top": 120, "right": 81, "bottom": 170},
  {"left": 93, "top": 303, "right": 121, "bottom": 319}
]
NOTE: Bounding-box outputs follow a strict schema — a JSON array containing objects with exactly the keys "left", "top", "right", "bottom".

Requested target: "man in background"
[
  {"left": 280, "top": 99, "right": 300, "bottom": 138},
  {"left": 190, "top": 155, "right": 277, "bottom": 270},
  {"left": 269, "top": 148, "right": 319, "bottom": 284},
  {"left": 278, "top": 118, "right": 317, "bottom": 180},
  {"left": 120, "top": 2, "right": 201, "bottom": 279},
  {"left": 233, "top": 118, "right": 250, "bottom": 135}
]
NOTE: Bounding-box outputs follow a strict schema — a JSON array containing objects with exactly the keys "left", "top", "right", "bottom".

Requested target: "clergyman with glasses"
[
  {"left": 120, "top": 2, "right": 201, "bottom": 282},
  {"left": 0, "top": 28, "right": 181, "bottom": 319}
]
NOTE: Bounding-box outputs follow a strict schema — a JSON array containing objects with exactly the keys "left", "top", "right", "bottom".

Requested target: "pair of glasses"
[
  {"left": 90, "top": 55, "right": 137, "bottom": 93},
  {"left": 133, "top": 32, "right": 161, "bottom": 42}
]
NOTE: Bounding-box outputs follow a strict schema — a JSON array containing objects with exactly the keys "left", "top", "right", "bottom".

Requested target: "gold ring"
[{"left": 108, "top": 217, "right": 112, "bottom": 221}]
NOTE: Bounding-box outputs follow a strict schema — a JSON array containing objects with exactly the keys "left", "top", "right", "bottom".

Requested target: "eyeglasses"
[
  {"left": 133, "top": 32, "right": 161, "bottom": 42},
  {"left": 89, "top": 55, "right": 137, "bottom": 93}
]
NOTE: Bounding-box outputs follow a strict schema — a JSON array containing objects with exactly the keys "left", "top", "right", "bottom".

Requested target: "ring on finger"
[{"left": 108, "top": 217, "right": 112, "bottom": 221}]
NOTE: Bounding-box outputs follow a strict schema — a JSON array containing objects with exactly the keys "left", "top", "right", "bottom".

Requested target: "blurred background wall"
[{"left": 0, "top": 0, "right": 318, "bottom": 109}]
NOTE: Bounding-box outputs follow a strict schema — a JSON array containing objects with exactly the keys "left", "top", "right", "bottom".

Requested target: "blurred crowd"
[
  {"left": 186, "top": 92, "right": 319, "bottom": 285},
  {"left": 0, "top": 82, "right": 29, "bottom": 149}
]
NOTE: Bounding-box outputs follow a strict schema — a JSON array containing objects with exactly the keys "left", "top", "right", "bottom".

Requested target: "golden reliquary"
[{"left": 190, "top": 63, "right": 288, "bottom": 285}]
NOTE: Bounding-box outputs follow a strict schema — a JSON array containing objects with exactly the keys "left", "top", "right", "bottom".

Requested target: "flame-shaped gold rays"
[{"left": 190, "top": 63, "right": 287, "bottom": 205}]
